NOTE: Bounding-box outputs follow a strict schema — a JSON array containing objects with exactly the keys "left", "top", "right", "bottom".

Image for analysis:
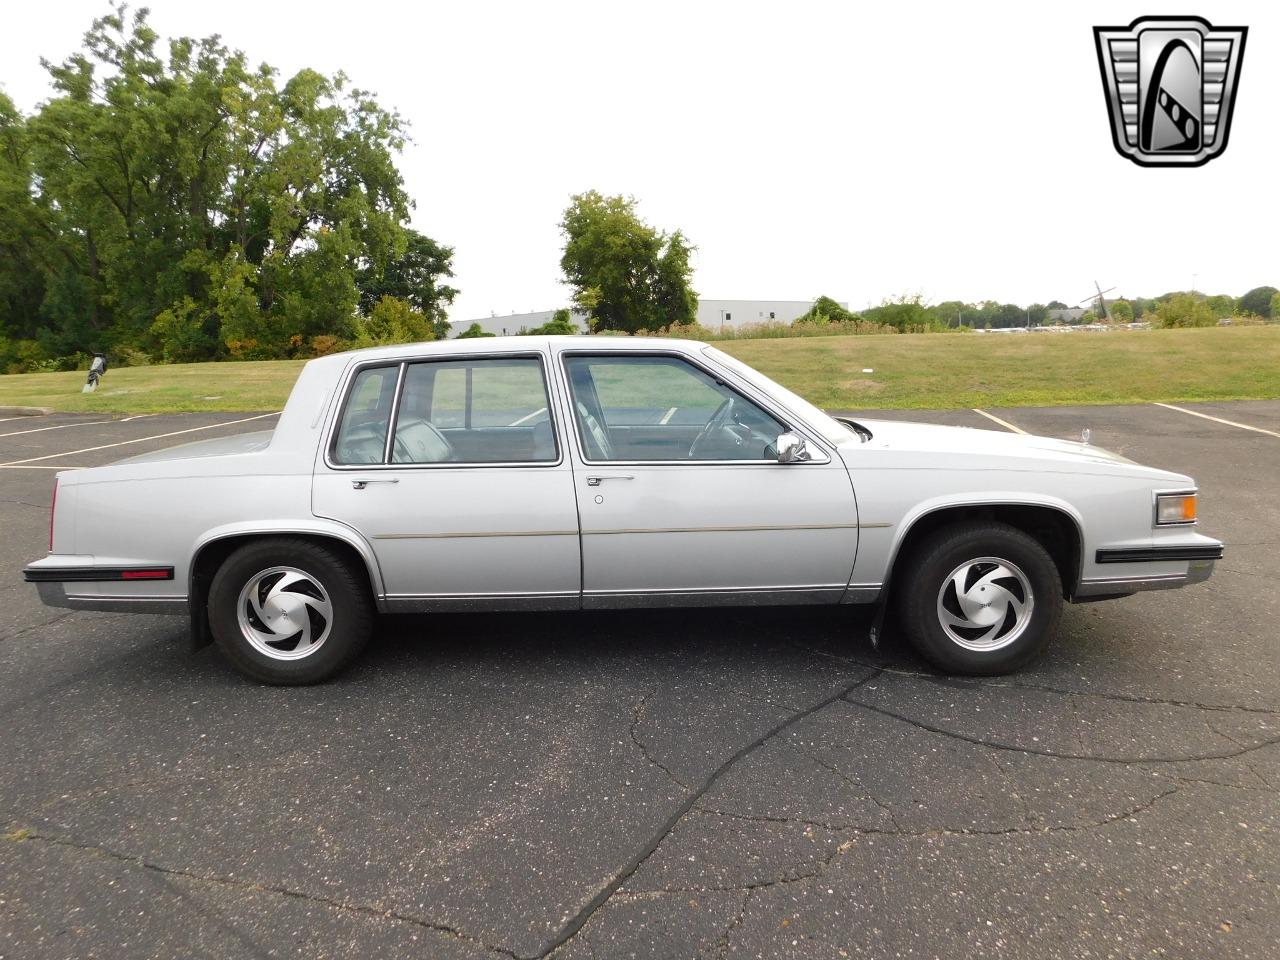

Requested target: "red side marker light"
[{"left": 122, "top": 569, "right": 170, "bottom": 580}]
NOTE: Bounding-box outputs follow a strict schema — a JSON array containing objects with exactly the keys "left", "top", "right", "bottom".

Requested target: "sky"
[{"left": 2, "top": 1, "right": 1275, "bottom": 324}]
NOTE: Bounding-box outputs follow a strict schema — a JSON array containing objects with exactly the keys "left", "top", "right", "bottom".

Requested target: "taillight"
[{"left": 49, "top": 478, "right": 58, "bottom": 552}]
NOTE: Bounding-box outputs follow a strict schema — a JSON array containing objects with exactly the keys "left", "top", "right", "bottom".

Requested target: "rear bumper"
[
  {"left": 30, "top": 580, "right": 188, "bottom": 614},
  {"left": 24, "top": 559, "right": 187, "bottom": 614}
]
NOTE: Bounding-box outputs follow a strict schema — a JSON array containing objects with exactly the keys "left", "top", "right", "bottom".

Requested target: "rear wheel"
[
  {"left": 895, "top": 522, "right": 1062, "bottom": 675},
  {"left": 208, "top": 538, "right": 373, "bottom": 684}
]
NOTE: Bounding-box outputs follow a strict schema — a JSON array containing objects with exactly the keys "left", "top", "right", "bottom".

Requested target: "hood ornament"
[{"left": 1081, "top": 428, "right": 1092, "bottom": 446}]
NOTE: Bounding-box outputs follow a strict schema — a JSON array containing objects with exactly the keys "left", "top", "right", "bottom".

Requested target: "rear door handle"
[
  {"left": 586, "top": 475, "right": 634, "bottom": 486},
  {"left": 351, "top": 478, "right": 400, "bottom": 490}
]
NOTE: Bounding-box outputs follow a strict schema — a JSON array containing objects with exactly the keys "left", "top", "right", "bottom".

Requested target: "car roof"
[{"left": 324, "top": 335, "right": 709, "bottom": 364}]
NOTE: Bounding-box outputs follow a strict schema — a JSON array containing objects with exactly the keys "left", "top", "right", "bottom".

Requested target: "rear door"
[
  {"left": 556, "top": 350, "right": 860, "bottom": 607},
  {"left": 312, "top": 352, "right": 581, "bottom": 610}
]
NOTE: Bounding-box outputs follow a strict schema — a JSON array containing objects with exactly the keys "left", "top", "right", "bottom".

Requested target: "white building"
[
  {"left": 461, "top": 309, "right": 591, "bottom": 338},
  {"left": 461, "top": 299, "right": 842, "bottom": 337}
]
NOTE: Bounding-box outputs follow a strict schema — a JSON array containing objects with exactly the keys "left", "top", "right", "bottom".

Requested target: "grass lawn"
[{"left": 1, "top": 326, "right": 1277, "bottom": 415}]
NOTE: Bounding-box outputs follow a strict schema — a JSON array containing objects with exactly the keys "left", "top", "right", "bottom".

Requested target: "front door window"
[{"left": 563, "top": 354, "right": 786, "bottom": 461}]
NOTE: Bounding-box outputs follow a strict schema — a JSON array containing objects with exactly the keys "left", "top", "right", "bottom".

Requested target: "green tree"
[
  {"left": 1239, "top": 286, "right": 1278, "bottom": 318},
  {"left": 1204, "top": 294, "right": 1236, "bottom": 319},
  {"left": 1109, "top": 299, "right": 1134, "bottom": 322},
  {"left": 357, "top": 228, "right": 457, "bottom": 339},
  {"left": 455, "top": 322, "right": 495, "bottom": 339},
  {"left": 559, "top": 191, "right": 697, "bottom": 332},
  {"left": 796, "top": 295, "right": 860, "bottom": 325},
  {"left": 1270, "top": 292, "right": 1280, "bottom": 321},
  {"left": 862, "top": 294, "right": 935, "bottom": 332},
  {"left": 1152, "top": 293, "right": 1216, "bottom": 328},
  {"left": 524, "top": 308, "right": 579, "bottom": 335},
  {"left": 354, "top": 295, "right": 435, "bottom": 345},
  {"left": 5, "top": 4, "right": 446, "bottom": 365}
]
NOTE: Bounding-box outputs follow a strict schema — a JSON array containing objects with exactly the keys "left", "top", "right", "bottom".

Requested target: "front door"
[
  {"left": 312, "top": 353, "right": 581, "bottom": 610},
  {"left": 558, "top": 352, "right": 859, "bottom": 607}
]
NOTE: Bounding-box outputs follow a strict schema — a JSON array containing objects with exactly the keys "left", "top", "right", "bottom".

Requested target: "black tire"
[
  {"left": 208, "top": 538, "right": 373, "bottom": 685},
  {"left": 894, "top": 522, "right": 1063, "bottom": 675}
]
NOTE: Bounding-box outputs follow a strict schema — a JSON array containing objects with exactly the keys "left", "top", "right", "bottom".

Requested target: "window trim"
[
  {"left": 324, "top": 351, "right": 564, "bottom": 471},
  {"left": 556, "top": 349, "right": 832, "bottom": 467}
]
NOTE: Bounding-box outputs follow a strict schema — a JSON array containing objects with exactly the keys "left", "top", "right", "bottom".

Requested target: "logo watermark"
[{"left": 1094, "top": 16, "right": 1247, "bottom": 167}]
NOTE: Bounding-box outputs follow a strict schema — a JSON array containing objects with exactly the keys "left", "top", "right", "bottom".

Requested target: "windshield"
[{"left": 702, "top": 346, "right": 853, "bottom": 446}]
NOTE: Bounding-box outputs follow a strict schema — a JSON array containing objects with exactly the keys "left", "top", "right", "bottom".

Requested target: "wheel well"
[
  {"left": 188, "top": 533, "right": 377, "bottom": 647},
  {"left": 887, "top": 504, "right": 1081, "bottom": 597}
]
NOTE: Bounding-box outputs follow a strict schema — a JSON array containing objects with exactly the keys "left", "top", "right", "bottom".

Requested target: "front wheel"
[
  {"left": 894, "top": 522, "right": 1063, "bottom": 675},
  {"left": 208, "top": 538, "right": 373, "bottom": 685}
]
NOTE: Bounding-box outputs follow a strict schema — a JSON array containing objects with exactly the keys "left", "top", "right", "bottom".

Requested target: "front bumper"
[{"left": 1073, "top": 539, "right": 1222, "bottom": 599}]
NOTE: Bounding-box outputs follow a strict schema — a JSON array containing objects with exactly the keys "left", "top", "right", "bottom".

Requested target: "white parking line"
[
  {"left": 659, "top": 406, "right": 679, "bottom": 425},
  {"left": 0, "top": 419, "right": 113, "bottom": 439},
  {"left": 0, "top": 413, "right": 280, "bottom": 466},
  {"left": 0, "top": 464, "right": 87, "bottom": 470},
  {"left": 972, "top": 409, "right": 1027, "bottom": 434},
  {"left": 1153, "top": 402, "right": 1280, "bottom": 439}
]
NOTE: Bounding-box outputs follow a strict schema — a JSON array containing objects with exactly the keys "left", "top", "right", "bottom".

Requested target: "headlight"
[{"left": 1155, "top": 492, "right": 1197, "bottom": 525}]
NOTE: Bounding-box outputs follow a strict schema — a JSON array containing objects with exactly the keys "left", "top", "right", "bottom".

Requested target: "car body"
[{"left": 24, "top": 337, "right": 1223, "bottom": 682}]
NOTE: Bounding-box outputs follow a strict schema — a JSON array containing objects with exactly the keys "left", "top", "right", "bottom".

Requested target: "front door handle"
[
  {"left": 586, "top": 475, "right": 634, "bottom": 486},
  {"left": 351, "top": 478, "right": 400, "bottom": 490}
]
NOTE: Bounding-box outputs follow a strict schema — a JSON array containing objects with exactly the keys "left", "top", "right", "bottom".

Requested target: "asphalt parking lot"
[{"left": 1, "top": 402, "right": 1277, "bottom": 960}]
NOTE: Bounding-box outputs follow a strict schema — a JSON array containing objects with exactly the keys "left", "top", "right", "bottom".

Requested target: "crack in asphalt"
[
  {"left": 0, "top": 611, "right": 79, "bottom": 646},
  {"left": 787, "top": 742, "right": 905, "bottom": 832},
  {"left": 540, "top": 669, "right": 881, "bottom": 958},
  {"left": 715, "top": 889, "right": 752, "bottom": 960},
  {"left": 627, "top": 787, "right": 1183, "bottom": 898},
  {"left": 791, "top": 642, "right": 1280, "bottom": 715},
  {"left": 628, "top": 692, "right": 691, "bottom": 791},
  {"left": 840, "top": 696, "right": 1280, "bottom": 764},
  {"left": 4, "top": 829, "right": 521, "bottom": 959}
]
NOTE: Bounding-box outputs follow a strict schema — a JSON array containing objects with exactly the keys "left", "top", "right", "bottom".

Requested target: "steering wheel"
[
  {"left": 392, "top": 419, "right": 455, "bottom": 463},
  {"left": 688, "top": 397, "right": 736, "bottom": 458}
]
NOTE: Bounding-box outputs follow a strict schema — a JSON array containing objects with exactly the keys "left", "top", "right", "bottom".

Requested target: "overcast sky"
[{"left": 4, "top": 1, "right": 1275, "bottom": 323}]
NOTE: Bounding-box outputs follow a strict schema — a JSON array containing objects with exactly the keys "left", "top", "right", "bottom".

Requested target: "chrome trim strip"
[
  {"left": 582, "top": 586, "right": 844, "bottom": 609},
  {"left": 1073, "top": 562, "right": 1215, "bottom": 597},
  {"left": 382, "top": 593, "right": 579, "bottom": 613},
  {"left": 35, "top": 581, "right": 188, "bottom": 614},
  {"left": 372, "top": 530, "right": 578, "bottom": 540},
  {"left": 583, "top": 523, "right": 861, "bottom": 536},
  {"left": 382, "top": 361, "right": 408, "bottom": 463},
  {"left": 384, "top": 590, "right": 579, "bottom": 599},
  {"left": 584, "top": 583, "right": 847, "bottom": 595},
  {"left": 373, "top": 522, "right": 886, "bottom": 539},
  {"left": 842, "top": 584, "right": 882, "bottom": 604}
]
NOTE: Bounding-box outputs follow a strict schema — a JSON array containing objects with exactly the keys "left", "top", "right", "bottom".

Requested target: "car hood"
[
  {"left": 841, "top": 418, "right": 1183, "bottom": 478},
  {"left": 114, "top": 429, "right": 275, "bottom": 465}
]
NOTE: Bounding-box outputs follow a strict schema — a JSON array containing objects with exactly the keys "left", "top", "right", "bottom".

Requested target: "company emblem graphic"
[{"left": 1094, "top": 16, "right": 1247, "bottom": 167}]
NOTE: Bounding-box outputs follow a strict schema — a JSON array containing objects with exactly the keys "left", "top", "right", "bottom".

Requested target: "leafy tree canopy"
[
  {"left": 0, "top": 4, "right": 455, "bottom": 368},
  {"left": 1239, "top": 286, "right": 1278, "bottom": 318},
  {"left": 559, "top": 191, "right": 697, "bottom": 333}
]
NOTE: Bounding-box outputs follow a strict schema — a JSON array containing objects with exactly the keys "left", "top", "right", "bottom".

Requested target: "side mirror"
[{"left": 776, "top": 432, "right": 813, "bottom": 463}]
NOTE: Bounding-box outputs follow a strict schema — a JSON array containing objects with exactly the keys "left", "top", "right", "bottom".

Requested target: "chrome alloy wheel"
[
  {"left": 236, "top": 566, "right": 333, "bottom": 661},
  {"left": 935, "top": 556, "right": 1034, "bottom": 652}
]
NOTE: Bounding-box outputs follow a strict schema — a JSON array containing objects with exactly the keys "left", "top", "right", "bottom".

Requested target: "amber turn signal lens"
[{"left": 1156, "top": 493, "right": 1197, "bottom": 524}]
